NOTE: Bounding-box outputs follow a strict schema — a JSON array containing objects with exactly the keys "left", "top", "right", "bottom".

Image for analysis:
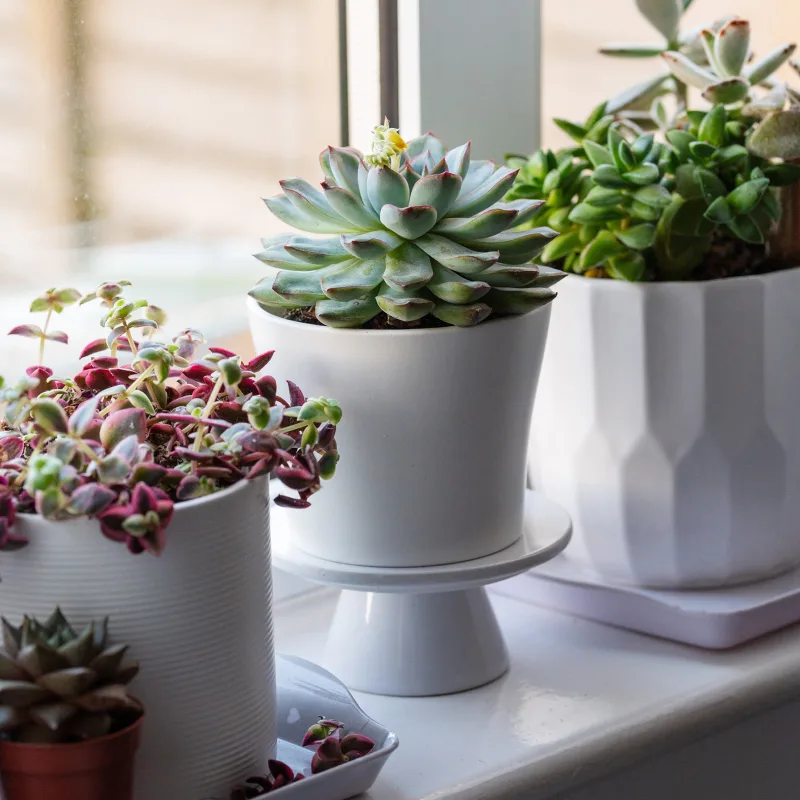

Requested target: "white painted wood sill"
[{"left": 275, "top": 587, "right": 800, "bottom": 800}]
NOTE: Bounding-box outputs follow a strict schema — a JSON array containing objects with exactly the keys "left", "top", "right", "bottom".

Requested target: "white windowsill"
[{"left": 274, "top": 587, "right": 800, "bottom": 800}]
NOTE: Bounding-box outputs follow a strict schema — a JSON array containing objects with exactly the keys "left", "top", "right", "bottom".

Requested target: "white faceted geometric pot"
[
  {"left": 529, "top": 269, "right": 800, "bottom": 589},
  {"left": 247, "top": 297, "right": 552, "bottom": 568},
  {"left": 0, "top": 477, "right": 275, "bottom": 800}
]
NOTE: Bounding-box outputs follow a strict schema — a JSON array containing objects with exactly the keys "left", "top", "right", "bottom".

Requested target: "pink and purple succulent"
[
  {"left": 0, "top": 282, "right": 341, "bottom": 561},
  {"left": 229, "top": 717, "right": 376, "bottom": 797}
]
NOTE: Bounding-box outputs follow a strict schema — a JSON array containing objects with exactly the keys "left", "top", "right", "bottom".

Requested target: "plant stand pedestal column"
[{"left": 272, "top": 490, "right": 572, "bottom": 696}]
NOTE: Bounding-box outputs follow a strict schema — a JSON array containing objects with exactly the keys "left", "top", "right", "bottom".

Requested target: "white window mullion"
[
  {"left": 398, "top": 0, "right": 542, "bottom": 161},
  {"left": 346, "top": 0, "right": 542, "bottom": 161}
]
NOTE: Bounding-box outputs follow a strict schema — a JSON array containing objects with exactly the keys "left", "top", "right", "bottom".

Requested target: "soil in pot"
[
  {"left": 573, "top": 233, "right": 785, "bottom": 282},
  {"left": 284, "top": 305, "right": 449, "bottom": 329},
  {"left": 0, "top": 710, "right": 143, "bottom": 800}
]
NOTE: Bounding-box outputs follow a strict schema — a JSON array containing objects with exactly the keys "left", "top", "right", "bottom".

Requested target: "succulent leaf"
[
  {"left": 695, "top": 168, "right": 727, "bottom": 203},
  {"left": 599, "top": 43, "right": 666, "bottom": 58},
  {"left": 322, "top": 185, "right": 379, "bottom": 229},
  {"left": 375, "top": 285, "right": 435, "bottom": 322},
  {"left": 431, "top": 302, "right": 492, "bottom": 327},
  {"left": 321, "top": 259, "right": 386, "bottom": 301},
  {"left": 614, "top": 223, "right": 656, "bottom": 250},
  {"left": 607, "top": 251, "right": 647, "bottom": 281},
  {"left": 701, "top": 78, "right": 750, "bottom": 105},
  {"left": 384, "top": 243, "right": 433, "bottom": 291},
  {"left": 435, "top": 208, "right": 518, "bottom": 239},
  {"left": 745, "top": 43, "right": 797, "bottom": 85},
  {"left": 636, "top": 0, "right": 681, "bottom": 41},
  {"left": 427, "top": 264, "right": 490, "bottom": 303},
  {"left": 623, "top": 163, "right": 660, "bottom": 185},
  {"left": 444, "top": 142, "right": 471, "bottom": 178},
  {"left": 728, "top": 213, "right": 765, "bottom": 243},
  {"left": 408, "top": 172, "right": 463, "bottom": 218},
  {"left": 495, "top": 199, "right": 546, "bottom": 227},
  {"left": 634, "top": 184, "right": 673, "bottom": 208},
  {"left": 727, "top": 178, "right": 770, "bottom": 215},
  {"left": 272, "top": 270, "right": 328, "bottom": 304},
  {"left": 698, "top": 105, "right": 727, "bottom": 147},
  {"left": 99, "top": 408, "right": 147, "bottom": 452},
  {"left": 327, "top": 146, "right": 363, "bottom": 198},
  {"left": 583, "top": 141, "right": 615, "bottom": 169},
  {"left": 580, "top": 230, "right": 627, "bottom": 268},
  {"left": 357, "top": 161, "right": 376, "bottom": 214},
  {"left": 467, "top": 228, "right": 556, "bottom": 264},
  {"left": 30, "top": 399, "right": 68, "bottom": 435},
  {"left": 341, "top": 230, "right": 404, "bottom": 259},
  {"left": 606, "top": 72, "right": 672, "bottom": 115},
  {"left": 486, "top": 287, "right": 559, "bottom": 315},
  {"left": 264, "top": 195, "right": 355, "bottom": 235},
  {"left": 379, "top": 204, "right": 438, "bottom": 239},
  {"left": 747, "top": 108, "right": 800, "bottom": 160},
  {"left": 315, "top": 297, "right": 381, "bottom": 328},
  {"left": 450, "top": 166, "right": 519, "bottom": 217},
  {"left": 715, "top": 19, "right": 750, "bottom": 77},
  {"left": 367, "top": 167, "right": 410, "bottom": 210},
  {"left": 705, "top": 196, "right": 735, "bottom": 224},
  {"left": 661, "top": 51, "right": 716, "bottom": 88},
  {"left": 415, "top": 234, "right": 499, "bottom": 273},
  {"left": 0, "top": 680, "right": 53, "bottom": 709}
]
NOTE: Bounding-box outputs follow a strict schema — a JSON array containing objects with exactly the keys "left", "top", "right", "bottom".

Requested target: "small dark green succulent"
[
  {"left": 0, "top": 608, "right": 140, "bottom": 743},
  {"left": 250, "top": 121, "right": 563, "bottom": 329}
]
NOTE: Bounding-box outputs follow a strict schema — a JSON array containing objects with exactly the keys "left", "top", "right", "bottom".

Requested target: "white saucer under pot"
[
  {"left": 529, "top": 268, "right": 800, "bottom": 589},
  {"left": 249, "top": 297, "right": 552, "bottom": 568}
]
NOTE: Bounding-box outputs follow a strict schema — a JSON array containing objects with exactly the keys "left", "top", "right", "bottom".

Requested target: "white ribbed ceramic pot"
[
  {"left": 0, "top": 477, "right": 275, "bottom": 800},
  {"left": 529, "top": 268, "right": 800, "bottom": 588},
  {"left": 248, "top": 297, "right": 552, "bottom": 568}
]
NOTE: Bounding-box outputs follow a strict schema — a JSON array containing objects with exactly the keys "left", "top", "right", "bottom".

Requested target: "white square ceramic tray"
[
  {"left": 247, "top": 654, "right": 399, "bottom": 799},
  {"left": 494, "top": 556, "right": 800, "bottom": 649}
]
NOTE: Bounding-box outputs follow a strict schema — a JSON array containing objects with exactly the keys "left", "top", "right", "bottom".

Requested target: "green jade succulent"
[
  {"left": 508, "top": 102, "right": 800, "bottom": 281},
  {"left": 250, "top": 120, "right": 563, "bottom": 328}
]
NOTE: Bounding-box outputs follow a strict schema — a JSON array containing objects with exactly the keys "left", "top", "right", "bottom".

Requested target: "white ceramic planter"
[
  {"left": 529, "top": 269, "right": 800, "bottom": 588},
  {"left": 0, "top": 478, "right": 275, "bottom": 800},
  {"left": 247, "top": 297, "right": 552, "bottom": 567}
]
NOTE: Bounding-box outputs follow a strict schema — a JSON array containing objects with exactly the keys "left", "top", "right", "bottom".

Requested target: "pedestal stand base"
[
  {"left": 326, "top": 588, "right": 509, "bottom": 696},
  {"left": 272, "top": 490, "right": 572, "bottom": 696}
]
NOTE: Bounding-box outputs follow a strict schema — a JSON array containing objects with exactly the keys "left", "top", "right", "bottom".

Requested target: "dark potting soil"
[
  {"left": 585, "top": 233, "right": 787, "bottom": 282},
  {"left": 284, "top": 306, "right": 451, "bottom": 330},
  {"left": 690, "top": 230, "right": 772, "bottom": 281}
]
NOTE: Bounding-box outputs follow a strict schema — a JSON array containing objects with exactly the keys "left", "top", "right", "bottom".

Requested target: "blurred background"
[{"left": 0, "top": 0, "right": 798, "bottom": 372}]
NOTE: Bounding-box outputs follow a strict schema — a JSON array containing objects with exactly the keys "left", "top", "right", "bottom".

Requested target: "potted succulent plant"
[
  {"left": 512, "top": 7, "right": 800, "bottom": 588},
  {"left": 0, "top": 609, "right": 143, "bottom": 800},
  {"left": 0, "top": 282, "right": 341, "bottom": 798},
  {"left": 247, "top": 121, "right": 562, "bottom": 567}
]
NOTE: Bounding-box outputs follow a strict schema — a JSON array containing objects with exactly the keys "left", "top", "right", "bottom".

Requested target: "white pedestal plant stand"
[{"left": 272, "top": 489, "right": 572, "bottom": 696}]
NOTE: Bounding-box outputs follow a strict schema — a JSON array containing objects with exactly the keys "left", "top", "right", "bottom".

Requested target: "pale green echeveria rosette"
[{"left": 249, "top": 124, "right": 563, "bottom": 329}]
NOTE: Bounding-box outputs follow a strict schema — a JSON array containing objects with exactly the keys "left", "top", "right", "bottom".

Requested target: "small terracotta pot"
[{"left": 0, "top": 714, "right": 143, "bottom": 800}]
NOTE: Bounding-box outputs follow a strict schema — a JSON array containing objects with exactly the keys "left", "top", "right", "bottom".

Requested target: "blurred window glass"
[{"left": 0, "top": 0, "right": 340, "bottom": 349}]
